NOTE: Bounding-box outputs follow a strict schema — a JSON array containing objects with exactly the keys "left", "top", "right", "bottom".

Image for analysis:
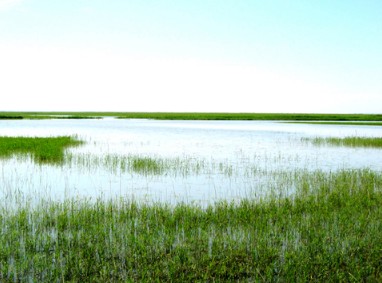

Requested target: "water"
[{"left": 0, "top": 119, "right": 381, "bottom": 206}]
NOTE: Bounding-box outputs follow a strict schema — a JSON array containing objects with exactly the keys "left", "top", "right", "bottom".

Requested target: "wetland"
[{"left": 0, "top": 116, "right": 381, "bottom": 281}]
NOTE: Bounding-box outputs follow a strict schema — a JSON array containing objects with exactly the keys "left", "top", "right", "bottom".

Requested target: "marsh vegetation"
[
  {"left": 1, "top": 169, "right": 381, "bottom": 281},
  {"left": 0, "top": 118, "right": 381, "bottom": 281},
  {"left": 305, "top": 136, "right": 382, "bottom": 148},
  {"left": 0, "top": 136, "right": 83, "bottom": 164}
]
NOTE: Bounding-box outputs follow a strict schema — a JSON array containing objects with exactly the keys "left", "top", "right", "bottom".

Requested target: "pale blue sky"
[{"left": 1, "top": 0, "right": 381, "bottom": 113}]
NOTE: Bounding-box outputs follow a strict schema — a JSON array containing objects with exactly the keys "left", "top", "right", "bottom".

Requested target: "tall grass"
[
  {"left": 0, "top": 136, "right": 83, "bottom": 164},
  {"left": 0, "top": 169, "right": 381, "bottom": 281}
]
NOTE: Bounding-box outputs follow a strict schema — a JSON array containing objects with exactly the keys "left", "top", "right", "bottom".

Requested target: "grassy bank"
[
  {"left": 1, "top": 112, "right": 382, "bottom": 121},
  {"left": 306, "top": 136, "right": 382, "bottom": 148},
  {"left": 0, "top": 136, "right": 83, "bottom": 164},
  {"left": 0, "top": 169, "right": 381, "bottom": 282}
]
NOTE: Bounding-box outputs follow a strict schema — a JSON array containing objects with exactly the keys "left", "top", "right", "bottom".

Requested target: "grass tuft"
[{"left": 0, "top": 136, "right": 83, "bottom": 164}]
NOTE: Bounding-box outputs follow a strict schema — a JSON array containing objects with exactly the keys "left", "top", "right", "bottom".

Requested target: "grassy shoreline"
[
  {"left": 1, "top": 169, "right": 381, "bottom": 281},
  {"left": 1, "top": 111, "right": 382, "bottom": 121}
]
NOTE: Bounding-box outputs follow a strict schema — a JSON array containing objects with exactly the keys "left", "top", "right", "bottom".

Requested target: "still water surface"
[{"left": 0, "top": 119, "right": 381, "bottom": 206}]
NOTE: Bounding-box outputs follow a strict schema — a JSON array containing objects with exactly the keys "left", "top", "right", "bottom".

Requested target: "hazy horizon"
[{"left": 1, "top": 1, "right": 381, "bottom": 113}]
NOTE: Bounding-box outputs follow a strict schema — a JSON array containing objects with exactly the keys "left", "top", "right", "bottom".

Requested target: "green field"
[{"left": 1, "top": 111, "right": 382, "bottom": 121}]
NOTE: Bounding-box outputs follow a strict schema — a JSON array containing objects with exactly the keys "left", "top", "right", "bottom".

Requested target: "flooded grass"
[
  {"left": 1, "top": 120, "right": 381, "bottom": 281},
  {"left": 131, "top": 157, "right": 163, "bottom": 175},
  {"left": 65, "top": 153, "right": 229, "bottom": 177},
  {"left": 0, "top": 169, "right": 381, "bottom": 281},
  {"left": 0, "top": 136, "right": 83, "bottom": 164},
  {"left": 306, "top": 136, "right": 382, "bottom": 148}
]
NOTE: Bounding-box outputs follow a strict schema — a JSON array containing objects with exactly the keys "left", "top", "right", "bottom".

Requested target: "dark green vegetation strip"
[
  {"left": 1, "top": 169, "right": 381, "bottom": 281},
  {"left": 306, "top": 136, "right": 382, "bottom": 148},
  {"left": 0, "top": 115, "right": 24, "bottom": 120},
  {"left": 1, "top": 112, "right": 382, "bottom": 120},
  {"left": 0, "top": 136, "right": 83, "bottom": 164},
  {"left": 115, "top": 112, "right": 382, "bottom": 121},
  {"left": 0, "top": 112, "right": 101, "bottom": 120}
]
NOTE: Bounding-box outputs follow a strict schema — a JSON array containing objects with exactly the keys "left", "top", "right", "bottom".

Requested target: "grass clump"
[
  {"left": 306, "top": 136, "right": 382, "bottom": 148},
  {"left": 0, "top": 136, "right": 83, "bottom": 164},
  {"left": 0, "top": 169, "right": 381, "bottom": 281},
  {"left": 131, "top": 157, "right": 163, "bottom": 175}
]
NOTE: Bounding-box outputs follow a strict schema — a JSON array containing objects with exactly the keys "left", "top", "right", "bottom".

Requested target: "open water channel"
[{"left": 0, "top": 118, "right": 381, "bottom": 206}]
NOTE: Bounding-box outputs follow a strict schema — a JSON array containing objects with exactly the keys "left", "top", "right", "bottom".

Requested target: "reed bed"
[{"left": 0, "top": 169, "right": 381, "bottom": 281}]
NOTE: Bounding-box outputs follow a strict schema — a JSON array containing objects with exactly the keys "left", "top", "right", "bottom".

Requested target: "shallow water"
[{"left": 0, "top": 119, "right": 381, "bottom": 206}]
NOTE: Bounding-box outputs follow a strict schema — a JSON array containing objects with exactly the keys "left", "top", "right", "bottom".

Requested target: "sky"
[{"left": 1, "top": 0, "right": 381, "bottom": 113}]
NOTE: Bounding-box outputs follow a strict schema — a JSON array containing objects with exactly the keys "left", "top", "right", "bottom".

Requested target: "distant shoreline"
[{"left": 1, "top": 112, "right": 382, "bottom": 121}]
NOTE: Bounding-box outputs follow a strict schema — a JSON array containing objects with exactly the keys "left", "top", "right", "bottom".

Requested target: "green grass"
[
  {"left": 0, "top": 169, "right": 381, "bottom": 281},
  {"left": 0, "top": 115, "right": 23, "bottom": 120},
  {"left": 1, "top": 111, "right": 382, "bottom": 121},
  {"left": 65, "top": 153, "right": 228, "bottom": 177},
  {"left": 0, "top": 136, "right": 83, "bottom": 164},
  {"left": 130, "top": 157, "right": 164, "bottom": 175},
  {"left": 0, "top": 113, "right": 101, "bottom": 120},
  {"left": 306, "top": 136, "right": 382, "bottom": 148},
  {"left": 115, "top": 112, "right": 382, "bottom": 121}
]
